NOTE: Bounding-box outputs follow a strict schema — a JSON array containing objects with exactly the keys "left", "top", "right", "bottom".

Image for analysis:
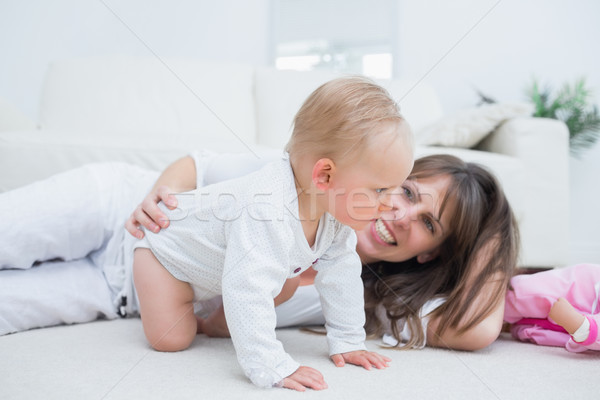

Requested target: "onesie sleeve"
[
  {"left": 220, "top": 207, "right": 300, "bottom": 388},
  {"left": 313, "top": 223, "right": 367, "bottom": 355},
  {"left": 188, "top": 149, "right": 215, "bottom": 189}
]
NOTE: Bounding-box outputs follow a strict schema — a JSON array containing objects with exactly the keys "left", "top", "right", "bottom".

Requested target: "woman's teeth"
[{"left": 375, "top": 219, "right": 396, "bottom": 245}]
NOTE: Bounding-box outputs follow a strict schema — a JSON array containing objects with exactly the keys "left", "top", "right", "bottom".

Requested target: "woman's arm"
[
  {"left": 426, "top": 240, "right": 507, "bottom": 351},
  {"left": 426, "top": 283, "right": 505, "bottom": 351},
  {"left": 125, "top": 151, "right": 279, "bottom": 238},
  {"left": 125, "top": 156, "right": 196, "bottom": 239}
]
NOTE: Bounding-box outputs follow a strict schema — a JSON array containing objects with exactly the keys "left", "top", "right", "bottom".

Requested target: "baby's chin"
[
  {"left": 355, "top": 229, "right": 375, "bottom": 257},
  {"left": 354, "top": 226, "right": 369, "bottom": 243}
]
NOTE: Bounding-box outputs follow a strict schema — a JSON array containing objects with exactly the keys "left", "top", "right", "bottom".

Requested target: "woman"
[
  {"left": 127, "top": 150, "right": 519, "bottom": 351},
  {"left": 0, "top": 150, "right": 517, "bottom": 351}
]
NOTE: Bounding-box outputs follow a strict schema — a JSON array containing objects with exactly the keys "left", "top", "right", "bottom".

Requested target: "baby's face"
[{"left": 326, "top": 122, "right": 414, "bottom": 231}]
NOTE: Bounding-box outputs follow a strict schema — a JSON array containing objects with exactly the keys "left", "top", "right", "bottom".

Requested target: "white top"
[
  {"left": 143, "top": 155, "right": 366, "bottom": 387},
  {"left": 378, "top": 297, "right": 446, "bottom": 348}
]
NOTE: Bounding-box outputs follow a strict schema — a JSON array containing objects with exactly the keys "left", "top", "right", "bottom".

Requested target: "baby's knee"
[
  {"left": 144, "top": 313, "right": 197, "bottom": 352},
  {"left": 149, "top": 329, "right": 195, "bottom": 352}
]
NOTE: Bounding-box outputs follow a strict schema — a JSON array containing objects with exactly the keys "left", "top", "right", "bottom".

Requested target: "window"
[{"left": 271, "top": 0, "right": 397, "bottom": 79}]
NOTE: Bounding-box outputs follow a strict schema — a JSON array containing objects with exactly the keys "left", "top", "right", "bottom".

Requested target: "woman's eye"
[
  {"left": 423, "top": 217, "right": 435, "bottom": 233},
  {"left": 375, "top": 188, "right": 388, "bottom": 194},
  {"left": 402, "top": 186, "right": 414, "bottom": 201}
]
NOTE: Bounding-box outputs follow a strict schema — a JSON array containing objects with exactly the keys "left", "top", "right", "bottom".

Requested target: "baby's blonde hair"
[{"left": 285, "top": 76, "right": 408, "bottom": 163}]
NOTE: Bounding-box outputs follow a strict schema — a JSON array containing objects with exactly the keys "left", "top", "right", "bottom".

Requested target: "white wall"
[
  {"left": 395, "top": 0, "right": 600, "bottom": 113},
  {"left": 0, "top": 0, "right": 598, "bottom": 263},
  {"left": 0, "top": 0, "right": 270, "bottom": 120}
]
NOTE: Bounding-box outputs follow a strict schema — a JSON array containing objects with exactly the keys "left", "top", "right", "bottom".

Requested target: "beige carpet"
[{"left": 1, "top": 318, "right": 599, "bottom": 399}]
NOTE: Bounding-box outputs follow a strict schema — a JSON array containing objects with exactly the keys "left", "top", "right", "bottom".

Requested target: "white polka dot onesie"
[{"left": 141, "top": 156, "right": 367, "bottom": 387}]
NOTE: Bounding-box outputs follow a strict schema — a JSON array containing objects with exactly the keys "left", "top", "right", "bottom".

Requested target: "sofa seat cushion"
[{"left": 0, "top": 130, "right": 268, "bottom": 192}]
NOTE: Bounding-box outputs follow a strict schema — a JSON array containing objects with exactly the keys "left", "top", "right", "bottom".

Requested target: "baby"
[{"left": 133, "top": 76, "right": 414, "bottom": 390}]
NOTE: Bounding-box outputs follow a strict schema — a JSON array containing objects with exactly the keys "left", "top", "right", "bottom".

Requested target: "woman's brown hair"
[{"left": 363, "top": 154, "right": 519, "bottom": 348}]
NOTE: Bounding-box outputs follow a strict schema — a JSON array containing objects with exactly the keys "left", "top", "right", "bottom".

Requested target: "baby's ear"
[
  {"left": 417, "top": 249, "right": 439, "bottom": 264},
  {"left": 312, "top": 158, "right": 335, "bottom": 191}
]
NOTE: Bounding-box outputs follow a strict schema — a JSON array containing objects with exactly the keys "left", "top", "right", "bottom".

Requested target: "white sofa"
[{"left": 0, "top": 57, "right": 570, "bottom": 267}]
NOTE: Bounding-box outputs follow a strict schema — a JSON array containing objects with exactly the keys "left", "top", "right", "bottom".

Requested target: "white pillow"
[{"left": 415, "top": 103, "right": 534, "bottom": 148}]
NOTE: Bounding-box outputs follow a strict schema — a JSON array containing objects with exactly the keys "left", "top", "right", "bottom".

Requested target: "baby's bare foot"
[{"left": 196, "top": 315, "right": 230, "bottom": 338}]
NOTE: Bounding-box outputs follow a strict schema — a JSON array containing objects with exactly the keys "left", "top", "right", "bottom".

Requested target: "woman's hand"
[
  {"left": 330, "top": 350, "right": 391, "bottom": 370},
  {"left": 125, "top": 155, "right": 197, "bottom": 239},
  {"left": 125, "top": 185, "right": 178, "bottom": 239},
  {"left": 281, "top": 366, "right": 327, "bottom": 391}
]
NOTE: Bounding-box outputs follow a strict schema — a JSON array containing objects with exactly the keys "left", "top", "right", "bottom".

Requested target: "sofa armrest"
[
  {"left": 478, "top": 117, "right": 570, "bottom": 267},
  {"left": 478, "top": 117, "right": 569, "bottom": 177}
]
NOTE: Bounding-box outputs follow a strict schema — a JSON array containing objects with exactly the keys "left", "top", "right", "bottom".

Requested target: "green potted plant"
[{"left": 526, "top": 78, "right": 600, "bottom": 157}]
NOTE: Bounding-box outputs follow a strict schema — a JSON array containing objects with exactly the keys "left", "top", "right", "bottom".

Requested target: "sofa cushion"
[
  {"left": 254, "top": 68, "right": 340, "bottom": 149},
  {"left": 0, "top": 130, "right": 270, "bottom": 192},
  {"left": 381, "top": 79, "right": 444, "bottom": 132},
  {"left": 39, "top": 57, "right": 258, "bottom": 148},
  {"left": 0, "top": 97, "right": 37, "bottom": 132}
]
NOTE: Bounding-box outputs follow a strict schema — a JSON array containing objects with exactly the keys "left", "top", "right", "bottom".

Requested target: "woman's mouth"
[{"left": 371, "top": 219, "right": 397, "bottom": 246}]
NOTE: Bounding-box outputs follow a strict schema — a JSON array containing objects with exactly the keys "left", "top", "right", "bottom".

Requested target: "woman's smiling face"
[{"left": 355, "top": 174, "right": 456, "bottom": 265}]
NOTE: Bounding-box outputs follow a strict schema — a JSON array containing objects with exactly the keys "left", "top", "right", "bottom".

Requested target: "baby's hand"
[
  {"left": 281, "top": 366, "right": 328, "bottom": 391},
  {"left": 331, "top": 350, "right": 391, "bottom": 370}
]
